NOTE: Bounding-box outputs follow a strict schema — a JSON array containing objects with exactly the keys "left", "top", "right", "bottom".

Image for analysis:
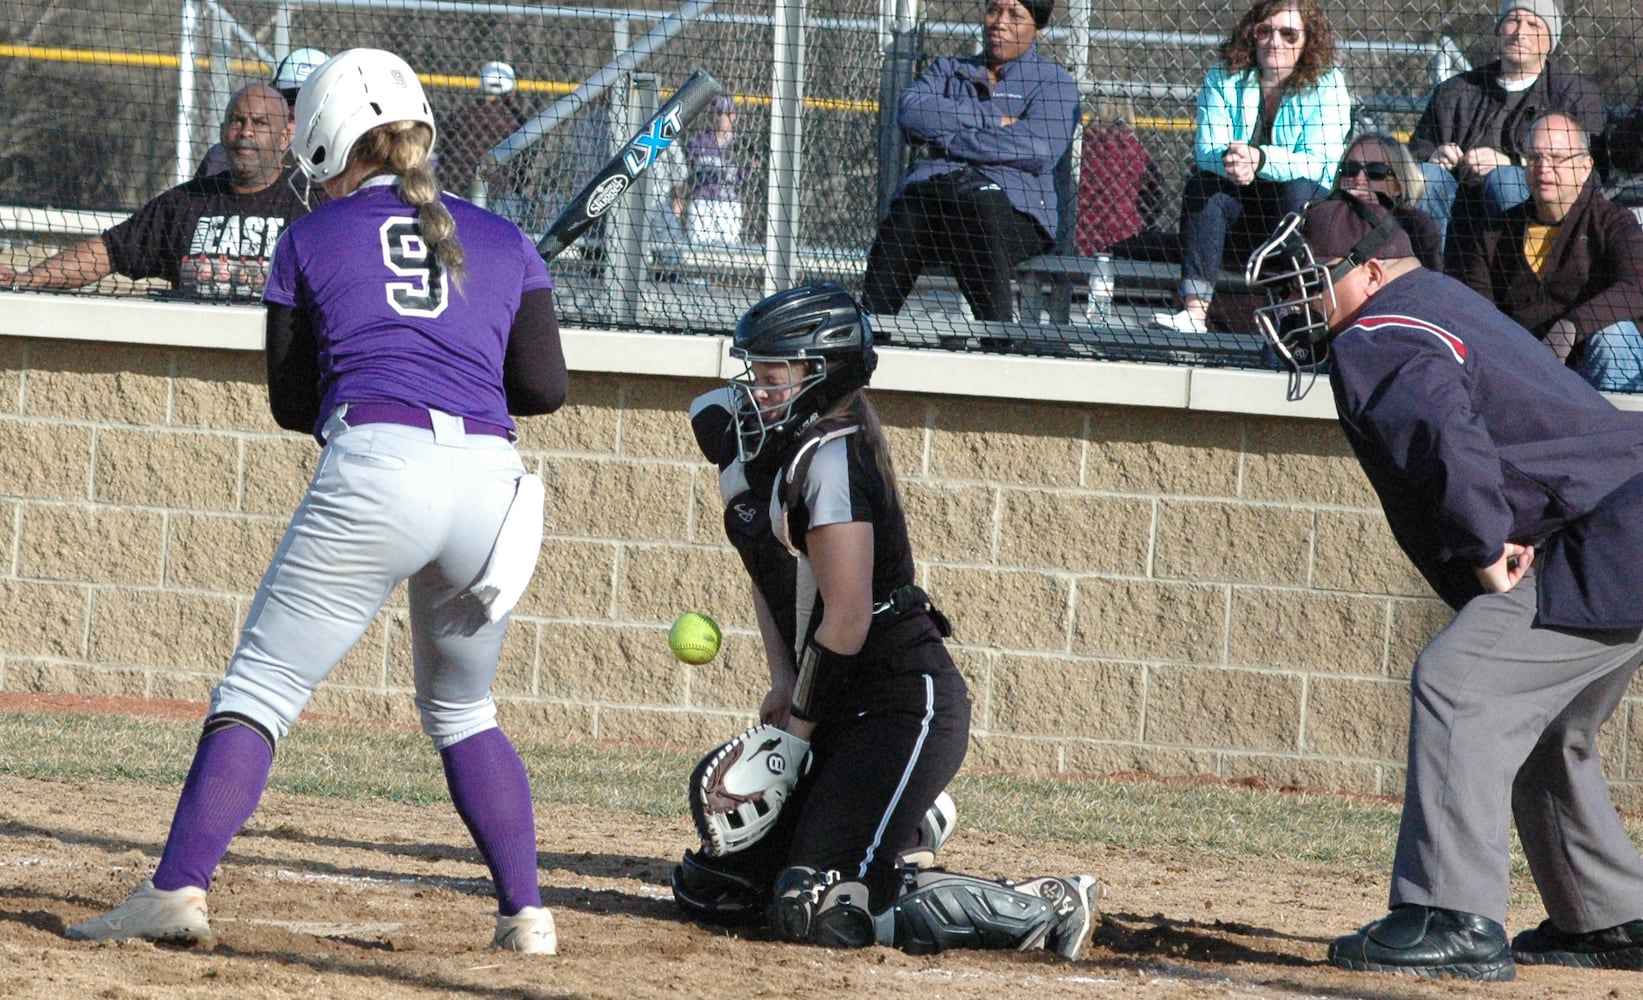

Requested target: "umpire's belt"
[{"left": 341, "top": 401, "right": 513, "bottom": 440}]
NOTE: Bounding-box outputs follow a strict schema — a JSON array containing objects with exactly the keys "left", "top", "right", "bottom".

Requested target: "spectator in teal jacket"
[{"left": 1153, "top": 0, "right": 1350, "bottom": 334}]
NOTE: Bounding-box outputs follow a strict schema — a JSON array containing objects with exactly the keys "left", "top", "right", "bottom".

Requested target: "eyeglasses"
[
  {"left": 1524, "top": 151, "right": 1589, "bottom": 168},
  {"left": 1339, "top": 160, "right": 1395, "bottom": 181},
  {"left": 1254, "top": 23, "right": 1304, "bottom": 44}
]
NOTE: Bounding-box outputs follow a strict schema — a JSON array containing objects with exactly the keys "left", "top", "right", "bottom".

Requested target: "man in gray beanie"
[{"left": 1405, "top": 0, "right": 1603, "bottom": 268}]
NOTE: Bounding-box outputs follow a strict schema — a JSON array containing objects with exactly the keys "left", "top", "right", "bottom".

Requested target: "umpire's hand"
[{"left": 1475, "top": 542, "right": 1535, "bottom": 593}]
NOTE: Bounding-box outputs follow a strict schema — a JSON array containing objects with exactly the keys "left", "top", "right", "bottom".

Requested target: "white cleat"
[
  {"left": 1020, "top": 874, "right": 1102, "bottom": 960},
  {"left": 492, "top": 905, "right": 557, "bottom": 954},
  {"left": 66, "top": 879, "right": 214, "bottom": 946}
]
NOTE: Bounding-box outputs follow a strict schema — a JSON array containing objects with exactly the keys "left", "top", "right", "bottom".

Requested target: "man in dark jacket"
[
  {"left": 0, "top": 84, "right": 309, "bottom": 300},
  {"left": 1461, "top": 113, "right": 1643, "bottom": 391},
  {"left": 1246, "top": 194, "right": 1643, "bottom": 980},
  {"left": 1407, "top": 0, "right": 1605, "bottom": 264}
]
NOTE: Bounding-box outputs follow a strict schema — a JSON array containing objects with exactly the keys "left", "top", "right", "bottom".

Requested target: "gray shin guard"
[{"left": 887, "top": 871, "right": 1058, "bottom": 955}]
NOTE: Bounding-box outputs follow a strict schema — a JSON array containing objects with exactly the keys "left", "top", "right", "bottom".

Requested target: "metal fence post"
[
  {"left": 764, "top": 0, "right": 806, "bottom": 296},
  {"left": 612, "top": 72, "right": 659, "bottom": 325},
  {"left": 176, "top": 0, "right": 200, "bottom": 186},
  {"left": 876, "top": 0, "right": 919, "bottom": 220}
]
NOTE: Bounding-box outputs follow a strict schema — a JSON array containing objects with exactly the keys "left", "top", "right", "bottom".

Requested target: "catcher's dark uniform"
[
  {"left": 687, "top": 393, "right": 968, "bottom": 912},
  {"left": 769, "top": 419, "right": 969, "bottom": 910},
  {"left": 689, "top": 389, "right": 798, "bottom": 653}
]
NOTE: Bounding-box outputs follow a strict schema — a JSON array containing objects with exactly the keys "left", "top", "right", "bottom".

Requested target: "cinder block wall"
[{"left": 5, "top": 336, "right": 1642, "bottom": 805}]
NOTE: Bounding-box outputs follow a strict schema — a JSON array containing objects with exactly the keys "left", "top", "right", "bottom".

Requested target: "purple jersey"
[
  {"left": 263, "top": 177, "right": 553, "bottom": 436},
  {"left": 686, "top": 132, "right": 744, "bottom": 202}
]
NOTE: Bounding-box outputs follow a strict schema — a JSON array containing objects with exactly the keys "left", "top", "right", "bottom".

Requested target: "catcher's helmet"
[
  {"left": 292, "top": 48, "right": 435, "bottom": 183},
  {"left": 728, "top": 282, "right": 877, "bottom": 464},
  {"left": 1245, "top": 191, "right": 1408, "bottom": 400}
]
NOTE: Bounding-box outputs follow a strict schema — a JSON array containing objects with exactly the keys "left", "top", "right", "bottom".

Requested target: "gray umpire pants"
[{"left": 1391, "top": 568, "right": 1643, "bottom": 931}]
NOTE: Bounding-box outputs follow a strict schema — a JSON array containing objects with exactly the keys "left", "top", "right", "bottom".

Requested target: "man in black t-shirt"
[{"left": 1, "top": 84, "right": 311, "bottom": 300}]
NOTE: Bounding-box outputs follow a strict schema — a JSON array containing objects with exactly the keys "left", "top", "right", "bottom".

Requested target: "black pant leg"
[
  {"left": 939, "top": 182, "right": 1050, "bottom": 322},
  {"left": 862, "top": 183, "right": 940, "bottom": 316},
  {"left": 784, "top": 660, "right": 970, "bottom": 911}
]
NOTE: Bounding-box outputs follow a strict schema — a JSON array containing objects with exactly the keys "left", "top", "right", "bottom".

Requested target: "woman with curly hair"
[{"left": 1153, "top": 0, "right": 1351, "bottom": 333}]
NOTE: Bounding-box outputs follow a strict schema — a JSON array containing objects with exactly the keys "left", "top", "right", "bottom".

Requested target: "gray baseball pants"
[
  {"left": 211, "top": 408, "right": 530, "bottom": 749},
  {"left": 1390, "top": 568, "right": 1643, "bottom": 930}
]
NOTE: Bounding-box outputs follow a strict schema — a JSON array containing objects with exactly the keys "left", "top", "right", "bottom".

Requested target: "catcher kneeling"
[{"left": 670, "top": 283, "right": 1101, "bottom": 956}]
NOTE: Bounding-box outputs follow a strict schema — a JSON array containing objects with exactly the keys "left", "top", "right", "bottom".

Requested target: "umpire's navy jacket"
[{"left": 1328, "top": 266, "right": 1643, "bottom": 630}]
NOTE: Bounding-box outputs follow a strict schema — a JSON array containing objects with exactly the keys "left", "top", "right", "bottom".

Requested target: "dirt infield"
[{"left": 1, "top": 700, "right": 1640, "bottom": 998}]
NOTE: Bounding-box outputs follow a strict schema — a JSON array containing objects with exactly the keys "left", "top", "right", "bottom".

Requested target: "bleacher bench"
[{"left": 1014, "top": 254, "right": 1251, "bottom": 324}]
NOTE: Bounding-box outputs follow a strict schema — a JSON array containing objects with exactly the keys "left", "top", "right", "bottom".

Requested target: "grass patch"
[{"left": 1, "top": 708, "right": 1412, "bottom": 868}]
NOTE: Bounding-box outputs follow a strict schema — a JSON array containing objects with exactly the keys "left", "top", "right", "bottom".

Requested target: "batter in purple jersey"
[{"left": 66, "top": 49, "right": 568, "bottom": 956}]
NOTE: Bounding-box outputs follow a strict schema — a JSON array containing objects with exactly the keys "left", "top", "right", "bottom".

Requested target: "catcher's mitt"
[{"left": 690, "top": 723, "right": 811, "bottom": 856}]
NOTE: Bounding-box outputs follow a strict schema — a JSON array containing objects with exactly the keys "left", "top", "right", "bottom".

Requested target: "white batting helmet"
[
  {"left": 272, "top": 47, "right": 329, "bottom": 97},
  {"left": 292, "top": 48, "right": 435, "bottom": 183}
]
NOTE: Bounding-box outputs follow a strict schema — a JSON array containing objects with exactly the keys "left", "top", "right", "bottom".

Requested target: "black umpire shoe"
[
  {"left": 1328, "top": 905, "right": 1515, "bottom": 981},
  {"left": 1512, "top": 917, "right": 1643, "bottom": 969}
]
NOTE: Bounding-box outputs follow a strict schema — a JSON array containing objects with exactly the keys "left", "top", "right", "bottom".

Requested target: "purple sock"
[
  {"left": 440, "top": 727, "right": 542, "bottom": 915},
  {"left": 152, "top": 723, "right": 273, "bottom": 891}
]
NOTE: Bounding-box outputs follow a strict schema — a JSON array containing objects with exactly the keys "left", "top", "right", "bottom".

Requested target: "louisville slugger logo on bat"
[
  {"left": 585, "top": 175, "right": 631, "bottom": 218},
  {"left": 538, "top": 70, "right": 722, "bottom": 261}
]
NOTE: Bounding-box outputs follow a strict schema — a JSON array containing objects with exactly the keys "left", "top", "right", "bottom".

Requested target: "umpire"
[{"left": 1245, "top": 193, "right": 1643, "bottom": 980}]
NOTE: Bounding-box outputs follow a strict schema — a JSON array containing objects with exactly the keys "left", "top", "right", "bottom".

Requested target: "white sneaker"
[
  {"left": 1150, "top": 309, "right": 1209, "bottom": 334},
  {"left": 492, "top": 905, "right": 557, "bottom": 954},
  {"left": 66, "top": 879, "right": 213, "bottom": 945}
]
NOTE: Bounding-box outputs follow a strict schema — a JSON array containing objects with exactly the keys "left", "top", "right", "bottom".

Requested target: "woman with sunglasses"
[
  {"left": 1153, "top": 0, "right": 1350, "bottom": 334},
  {"left": 1334, "top": 131, "right": 1444, "bottom": 270}
]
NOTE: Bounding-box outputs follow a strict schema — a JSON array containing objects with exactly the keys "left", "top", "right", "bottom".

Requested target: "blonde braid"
[{"left": 355, "top": 121, "right": 466, "bottom": 288}]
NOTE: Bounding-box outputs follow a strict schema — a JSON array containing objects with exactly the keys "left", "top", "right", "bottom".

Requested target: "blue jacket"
[
  {"left": 1193, "top": 65, "right": 1352, "bottom": 188},
  {"left": 1329, "top": 267, "right": 1643, "bottom": 630},
  {"left": 896, "top": 45, "right": 1079, "bottom": 238}
]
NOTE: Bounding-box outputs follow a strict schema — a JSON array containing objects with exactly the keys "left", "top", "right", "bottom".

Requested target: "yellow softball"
[{"left": 668, "top": 612, "right": 722, "bottom": 665}]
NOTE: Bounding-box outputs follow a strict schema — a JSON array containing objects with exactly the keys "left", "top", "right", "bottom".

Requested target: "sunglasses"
[
  {"left": 1254, "top": 23, "right": 1304, "bottom": 44},
  {"left": 1339, "top": 160, "right": 1395, "bottom": 181}
]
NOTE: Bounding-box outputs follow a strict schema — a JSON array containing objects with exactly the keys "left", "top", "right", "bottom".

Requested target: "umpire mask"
[{"left": 1246, "top": 193, "right": 1410, "bottom": 400}]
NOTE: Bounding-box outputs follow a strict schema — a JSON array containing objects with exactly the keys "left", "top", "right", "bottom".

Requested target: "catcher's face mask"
[{"left": 727, "top": 356, "right": 826, "bottom": 464}]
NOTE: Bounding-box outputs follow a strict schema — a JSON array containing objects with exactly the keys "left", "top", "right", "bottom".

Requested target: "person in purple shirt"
[
  {"left": 861, "top": 0, "right": 1078, "bottom": 326},
  {"left": 685, "top": 94, "right": 748, "bottom": 245},
  {"left": 1248, "top": 193, "right": 1643, "bottom": 980},
  {"left": 65, "top": 49, "right": 567, "bottom": 956}
]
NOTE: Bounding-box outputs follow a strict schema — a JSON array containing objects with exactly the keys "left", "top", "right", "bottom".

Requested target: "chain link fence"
[{"left": 2, "top": 0, "right": 1641, "bottom": 368}]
